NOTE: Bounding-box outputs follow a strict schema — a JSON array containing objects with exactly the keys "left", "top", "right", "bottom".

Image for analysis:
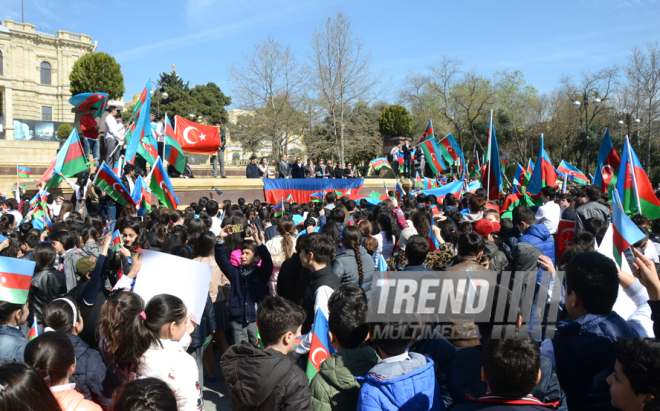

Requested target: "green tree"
[
  {"left": 379, "top": 105, "right": 412, "bottom": 138},
  {"left": 189, "top": 82, "right": 232, "bottom": 125},
  {"left": 69, "top": 52, "right": 125, "bottom": 100},
  {"left": 152, "top": 71, "right": 195, "bottom": 120},
  {"left": 57, "top": 124, "right": 73, "bottom": 140}
]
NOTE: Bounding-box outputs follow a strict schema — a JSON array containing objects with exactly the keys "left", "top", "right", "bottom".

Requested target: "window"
[
  {"left": 40, "top": 61, "right": 51, "bottom": 84},
  {"left": 0, "top": 51, "right": 3, "bottom": 76},
  {"left": 42, "top": 106, "right": 52, "bottom": 121}
]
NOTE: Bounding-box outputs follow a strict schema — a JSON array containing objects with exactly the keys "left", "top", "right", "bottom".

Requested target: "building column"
[{"left": 3, "top": 86, "right": 14, "bottom": 140}]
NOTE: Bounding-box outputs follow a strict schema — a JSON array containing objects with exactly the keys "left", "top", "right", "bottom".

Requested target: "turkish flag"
[
  {"left": 174, "top": 116, "right": 220, "bottom": 154},
  {"left": 557, "top": 219, "right": 575, "bottom": 259}
]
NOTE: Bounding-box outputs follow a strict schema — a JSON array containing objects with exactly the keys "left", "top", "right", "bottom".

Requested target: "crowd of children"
[{"left": 0, "top": 173, "right": 659, "bottom": 411}]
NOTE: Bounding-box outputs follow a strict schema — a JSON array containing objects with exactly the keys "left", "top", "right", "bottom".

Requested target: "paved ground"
[{"left": 202, "top": 347, "right": 232, "bottom": 411}]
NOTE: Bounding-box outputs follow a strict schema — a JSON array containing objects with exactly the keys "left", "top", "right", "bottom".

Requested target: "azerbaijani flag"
[
  {"left": 557, "top": 160, "right": 588, "bottom": 185},
  {"left": 111, "top": 229, "right": 122, "bottom": 252},
  {"left": 438, "top": 133, "right": 462, "bottom": 164},
  {"left": 68, "top": 92, "right": 108, "bottom": 117},
  {"left": 273, "top": 200, "right": 284, "bottom": 218},
  {"left": 310, "top": 192, "right": 324, "bottom": 203},
  {"left": 513, "top": 163, "right": 526, "bottom": 186},
  {"left": 212, "top": 187, "right": 223, "bottom": 195},
  {"left": 27, "top": 315, "right": 39, "bottom": 341},
  {"left": 524, "top": 159, "right": 535, "bottom": 186},
  {"left": 131, "top": 79, "right": 151, "bottom": 121},
  {"left": 93, "top": 162, "right": 136, "bottom": 207},
  {"left": 418, "top": 120, "right": 434, "bottom": 144},
  {"left": 131, "top": 175, "right": 152, "bottom": 216},
  {"left": 615, "top": 135, "right": 660, "bottom": 219},
  {"left": 0, "top": 257, "right": 36, "bottom": 304},
  {"left": 370, "top": 157, "right": 391, "bottom": 171},
  {"left": 421, "top": 180, "right": 465, "bottom": 204},
  {"left": 125, "top": 78, "right": 152, "bottom": 164},
  {"left": 526, "top": 135, "right": 557, "bottom": 196},
  {"left": 501, "top": 153, "right": 507, "bottom": 173},
  {"left": 164, "top": 113, "right": 186, "bottom": 173},
  {"left": 395, "top": 181, "right": 405, "bottom": 202},
  {"left": 480, "top": 111, "right": 503, "bottom": 200},
  {"left": 305, "top": 308, "right": 336, "bottom": 381},
  {"left": 611, "top": 188, "right": 646, "bottom": 267},
  {"left": 415, "top": 172, "right": 423, "bottom": 188},
  {"left": 500, "top": 192, "right": 544, "bottom": 220},
  {"left": 594, "top": 128, "right": 621, "bottom": 194},
  {"left": 468, "top": 181, "right": 483, "bottom": 193},
  {"left": 113, "top": 156, "right": 124, "bottom": 178},
  {"left": 150, "top": 157, "right": 179, "bottom": 210},
  {"left": 47, "top": 128, "right": 88, "bottom": 189},
  {"left": 424, "top": 177, "right": 438, "bottom": 190},
  {"left": 286, "top": 194, "right": 294, "bottom": 203},
  {"left": 420, "top": 136, "right": 447, "bottom": 174},
  {"left": 469, "top": 152, "right": 480, "bottom": 178},
  {"left": 17, "top": 166, "right": 31, "bottom": 178}
]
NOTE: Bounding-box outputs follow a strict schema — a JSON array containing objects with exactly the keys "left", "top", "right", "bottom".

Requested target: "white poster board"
[{"left": 132, "top": 250, "right": 212, "bottom": 324}]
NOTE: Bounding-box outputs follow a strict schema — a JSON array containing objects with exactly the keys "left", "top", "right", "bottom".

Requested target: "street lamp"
[
  {"left": 617, "top": 119, "right": 625, "bottom": 140},
  {"left": 573, "top": 94, "right": 601, "bottom": 177},
  {"left": 634, "top": 118, "right": 641, "bottom": 151}
]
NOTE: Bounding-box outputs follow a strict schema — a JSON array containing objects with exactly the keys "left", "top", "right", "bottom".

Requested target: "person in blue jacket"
[
  {"left": 215, "top": 223, "right": 273, "bottom": 345},
  {"left": 513, "top": 206, "right": 555, "bottom": 270},
  {"left": 356, "top": 321, "right": 444, "bottom": 411},
  {"left": 0, "top": 301, "right": 29, "bottom": 366}
]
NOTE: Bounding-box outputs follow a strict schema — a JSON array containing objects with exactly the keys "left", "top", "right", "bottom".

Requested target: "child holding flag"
[{"left": 222, "top": 296, "right": 311, "bottom": 410}]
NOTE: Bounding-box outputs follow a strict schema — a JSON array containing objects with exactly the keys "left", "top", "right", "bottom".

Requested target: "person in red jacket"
[{"left": 80, "top": 107, "right": 99, "bottom": 160}]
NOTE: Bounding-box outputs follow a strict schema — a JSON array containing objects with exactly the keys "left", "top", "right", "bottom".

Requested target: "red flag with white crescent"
[{"left": 174, "top": 116, "right": 221, "bottom": 154}]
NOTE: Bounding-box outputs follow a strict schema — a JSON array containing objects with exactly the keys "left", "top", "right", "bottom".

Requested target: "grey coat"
[
  {"left": 575, "top": 201, "right": 611, "bottom": 232},
  {"left": 331, "top": 247, "right": 375, "bottom": 300},
  {"left": 277, "top": 161, "right": 291, "bottom": 178}
]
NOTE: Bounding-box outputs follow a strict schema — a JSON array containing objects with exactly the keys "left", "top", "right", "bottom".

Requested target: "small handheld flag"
[
  {"left": 212, "top": 187, "right": 223, "bottom": 195},
  {"left": 27, "top": 315, "right": 40, "bottom": 341},
  {"left": 310, "top": 192, "right": 324, "bottom": 203},
  {"left": 111, "top": 230, "right": 121, "bottom": 252},
  {"left": 0, "top": 257, "right": 36, "bottom": 304},
  {"left": 305, "top": 309, "right": 336, "bottom": 381},
  {"left": 273, "top": 200, "right": 284, "bottom": 218},
  {"left": 17, "top": 166, "right": 31, "bottom": 178}
]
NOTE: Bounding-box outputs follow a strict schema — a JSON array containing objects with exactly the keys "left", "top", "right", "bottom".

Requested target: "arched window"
[
  {"left": 0, "top": 51, "right": 3, "bottom": 76},
  {"left": 40, "top": 61, "right": 51, "bottom": 84}
]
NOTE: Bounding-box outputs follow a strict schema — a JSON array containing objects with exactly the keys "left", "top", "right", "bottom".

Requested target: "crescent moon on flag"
[
  {"left": 112, "top": 183, "right": 122, "bottom": 193},
  {"left": 159, "top": 180, "right": 168, "bottom": 193},
  {"left": 311, "top": 347, "right": 327, "bottom": 365},
  {"left": 182, "top": 126, "right": 199, "bottom": 145},
  {"left": 602, "top": 165, "right": 613, "bottom": 180}
]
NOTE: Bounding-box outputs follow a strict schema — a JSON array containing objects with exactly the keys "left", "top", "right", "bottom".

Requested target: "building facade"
[{"left": 0, "top": 18, "right": 96, "bottom": 140}]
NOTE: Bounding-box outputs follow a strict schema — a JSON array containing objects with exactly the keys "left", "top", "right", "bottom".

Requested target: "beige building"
[{"left": 0, "top": 18, "right": 96, "bottom": 140}]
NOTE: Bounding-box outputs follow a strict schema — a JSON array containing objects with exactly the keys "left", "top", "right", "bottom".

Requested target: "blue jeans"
[
  {"left": 107, "top": 205, "right": 117, "bottom": 222},
  {"left": 87, "top": 139, "right": 100, "bottom": 160},
  {"left": 404, "top": 158, "right": 412, "bottom": 178}
]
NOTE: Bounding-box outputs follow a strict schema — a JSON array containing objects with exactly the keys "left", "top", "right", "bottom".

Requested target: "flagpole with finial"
[{"left": 486, "top": 110, "right": 493, "bottom": 199}]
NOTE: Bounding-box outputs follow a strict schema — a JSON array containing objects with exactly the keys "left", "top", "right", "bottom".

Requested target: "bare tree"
[
  {"left": 627, "top": 43, "right": 660, "bottom": 169},
  {"left": 309, "top": 11, "right": 383, "bottom": 164},
  {"left": 452, "top": 71, "right": 497, "bottom": 152},
  {"left": 428, "top": 56, "right": 468, "bottom": 147},
  {"left": 228, "top": 35, "right": 306, "bottom": 157}
]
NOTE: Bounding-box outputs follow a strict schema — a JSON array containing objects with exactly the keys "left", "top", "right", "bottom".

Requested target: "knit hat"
[
  {"left": 76, "top": 256, "right": 97, "bottom": 277},
  {"left": 473, "top": 219, "right": 501, "bottom": 239}
]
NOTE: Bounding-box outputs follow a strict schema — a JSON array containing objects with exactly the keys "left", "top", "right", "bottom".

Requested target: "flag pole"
[
  {"left": 626, "top": 135, "right": 642, "bottom": 214},
  {"left": 486, "top": 110, "right": 493, "bottom": 199},
  {"left": 16, "top": 166, "right": 19, "bottom": 200}
]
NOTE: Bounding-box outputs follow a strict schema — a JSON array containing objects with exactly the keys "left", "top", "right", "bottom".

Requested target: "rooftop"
[{"left": 0, "top": 19, "right": 93, "bottom": 44}]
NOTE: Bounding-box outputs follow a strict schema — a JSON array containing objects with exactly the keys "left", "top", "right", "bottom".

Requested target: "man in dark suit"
[
  {"left": 402, "top": 138, "right": 413, "bottom": 178},
  {"left": 559, "top": 193, "right": 576, "bottom": 221},
  {"left": 277, "top": 154, "right": 291, "bottom": 178},
  {"left": 291, "top": 156, "right": 304, "bottom": 178},
  {"left": 246, "top": 155, "right": 260, "bottom": 178}
]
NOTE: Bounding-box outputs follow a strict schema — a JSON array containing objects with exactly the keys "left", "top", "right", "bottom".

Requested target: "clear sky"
[{"left": 4, "top": 0, "right": 660, "bottom": 105}]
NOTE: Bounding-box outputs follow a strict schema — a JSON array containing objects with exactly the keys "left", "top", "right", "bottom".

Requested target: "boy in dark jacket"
[
  {"left": 310, "top": 287, "right": 379, "bottom": 411},
  {"left": 357, "top": 321, "right": 444, "bottom": 411},
  {"left": 453, "top": 337, "right": 559, "bottom": 411},
  {"left": 541, "top": 252, "right": 648, "bottom": 410},
  {"left": 222, "top": 296, "right": 312, "bottom": 411},
  {"left": 607, "top": 337, "right": 660, "bottom": 411},
  {"left": 215, "top": 223, "right": 273, "bottom": 345}
]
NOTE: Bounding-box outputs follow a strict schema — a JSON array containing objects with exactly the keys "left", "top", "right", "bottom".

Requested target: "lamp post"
[
  {"left": 634, "top": 117, "right": 641, "bottom": 152},
  {"left": 617, "top": 119, "right": 624, "bottom": 140},
  {"left": 150, "top": 81, "right": 168, "bottom": 117},
  {"left": 573, "top": 95, "right": 601, "bottom": 177}
]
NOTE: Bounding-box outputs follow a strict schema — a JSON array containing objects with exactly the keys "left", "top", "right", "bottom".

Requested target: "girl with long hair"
[
  {"left": 332, "top": 226, "right": 375, "bottom": 296},
  {"left": 265, "top": 218, "right": 296, "bottom": 295},
  {"left": 112, "top": 219, "right": 149, "bottom": 291},
  {"left": 24, "top": 331, "right": 102, "bottom": 411},
  {"left": 98, "top": 292, "right": 200, "bottom": 410},
  {"left": 57, "top": 200, "right": 75, "bottom": 222},
  {"left": 374, "top": 214, "right": 396, "bottom": 260},
  {"left": 0, "top": 362, "right": 62, "bottom": 411}
]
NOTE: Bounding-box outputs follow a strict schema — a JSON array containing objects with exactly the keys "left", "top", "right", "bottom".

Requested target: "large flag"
[
  {"left": 419, "top": 136, "right": 447, "bottom": 174},
  {"left": 526, "top": 135, "right": 557, "bottom": 196},
  {"left": 421, "top": 180, "right": 465, "bottom": 204},
  {"left": 0, "top": 257, "right": 35, "bottom": 304},
  {"left": 480, "top": 111, "right": 503, "bottom": 200},
  {"left": 557, "top": 160, "right": 588, "bottom": 185},
  {"left": 500, "top": 192, "right": 543, "bottom": 220},
  {"left": 611, "top": 188, "right": 646, "bottom": 267},
  {"left": 131, "top": 79, "right": 151, "bottom": 121},
  {"left": 438, "top": 133, "right": 463, "bottom": 164},
  {"left": 93, "top": 162, "right": 136, "bottom": 207},
  {"left": 513, "top": 163, "right": 526, "bottom": 186},
  {"left": 36, "top": 158, "right": 57, "bottom": 187},
  {"left": 68, "top": 92, "right": 108, "bottom": 117},
  {"left": 615, "top": 135, "right": 660, "bottom": 218},
  {"left": 47, "top": 128, "right": 88, "bottom": 189},
  {"left": 150, "top": 157, "right": 179, "bottom": 210},
  {"left": 594, "top": 128, "right": 621, "bottom": 194},
  {"left": 164, "top": 114, "right": 186, "bottom": 173},
  {"left": 125, "top": 78, "right": 152, "bottom": 164},
  {"left": 174, "top": 116, "right": 221, "bottom": 154},
  {"left": 369, "top": 157, "right": 391, "bottom": 171},
  {"left": 418, "top": 120, "right": 434, "bottom": 144},
  {"left": 131, "top": 175, "right": 152, "bottom": 216},
  {"left": 305, "top": 308, "right": 336, "bottom": 381}
]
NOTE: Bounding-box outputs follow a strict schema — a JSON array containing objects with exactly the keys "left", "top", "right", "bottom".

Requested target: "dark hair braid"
[{"left": 351, "top": 242, "right": 364, "bottom": 287}]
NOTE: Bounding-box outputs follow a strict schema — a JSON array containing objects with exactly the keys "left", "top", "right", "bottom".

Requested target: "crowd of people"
[{"left": 0, "top": 165, "right": 660, "bottom": 411}]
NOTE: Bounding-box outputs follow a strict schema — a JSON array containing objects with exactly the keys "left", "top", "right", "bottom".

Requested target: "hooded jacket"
[
  {"left": 356, "top": 352, "right": 444, "bottom": 411},
  {"left": 65, "top": 242, "right": 103, "bottom": 290},
  {"left": 222, "top": 341, "right": 312, "bottom": 411},
  {"left": 518, "top": 225, "right": 555, "bottom": 265},
  {"left": 67, "top": 334, "right": 115, "bottom": 410},
  {"left": 331, "top": 247, "right": 375, "bottom": 295},
  {"left": 483, "top": 241, "right": 509, "bottom": 273},
  {"left": 310, "top": 345, "right": 380, "bottom": 411}
]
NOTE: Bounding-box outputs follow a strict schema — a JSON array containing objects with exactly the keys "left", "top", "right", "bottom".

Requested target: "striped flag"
[
  {"left": 111, "top": 230, "right": 122, "bottom": 252},
  {"left": 212, "top": 187, "right": 223, "bottom": 195},
  {"left": 611, "top": 188, "right": 646, "bottom": 267},
  {"left": 274, "top": 199, "right": 284, "bottom": 218},
  {"left": 305, "top": 308, "right": 335, "bottom": 381},
  {"left": 0, "top": 257, "right": 36, "bottom": 304},
  {"left": 17, "top": 166, "right": 31, "bottom": 178},
  {"left": 286, "top": 194, "right": 294, "bottom": 203},
  {"left": 27, "top": 315, "right": 40, "bottom": 341}
]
